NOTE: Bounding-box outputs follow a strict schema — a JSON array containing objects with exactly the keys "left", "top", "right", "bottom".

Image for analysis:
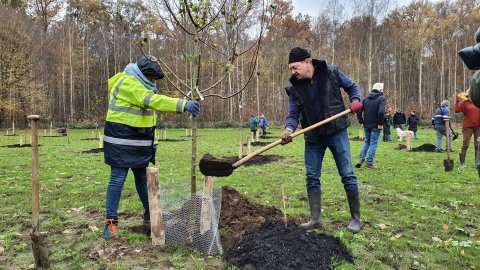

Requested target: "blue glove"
[{"left": 184, "top": 100, "right": 200, "bottom": 116}]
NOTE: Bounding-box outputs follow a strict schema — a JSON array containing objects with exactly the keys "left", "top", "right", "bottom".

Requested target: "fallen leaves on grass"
[
  {"left": 442, "top": 224, "right": 449, "bottom": 231},
  {"left": 390, "top": 233, "right": 402, "bottom": 241},
  {"left": 378, "top": 224, "right": 387, "bottom": 230}
]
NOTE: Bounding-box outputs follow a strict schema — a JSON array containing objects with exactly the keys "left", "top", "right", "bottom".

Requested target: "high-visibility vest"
[{"left": 104, "top": 72, "right": 186, "bottom": 167}]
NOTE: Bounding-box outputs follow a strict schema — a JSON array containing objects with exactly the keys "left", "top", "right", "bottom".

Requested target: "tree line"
[{"left": 1, "top": 0, "right": 479, "bottom": 128}]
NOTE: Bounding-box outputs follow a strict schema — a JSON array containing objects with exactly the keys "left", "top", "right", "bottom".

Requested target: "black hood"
[{"left": 367, "top": 90, "right": 383, "bottom": 99}]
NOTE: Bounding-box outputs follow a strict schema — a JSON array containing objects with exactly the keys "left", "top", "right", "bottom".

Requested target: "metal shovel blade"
[
  {"left": 444, "top": 158, "right": 454, "bottom": 171},
  {"left": 199, "top": 154, "right": 234, "bottom": 177}
]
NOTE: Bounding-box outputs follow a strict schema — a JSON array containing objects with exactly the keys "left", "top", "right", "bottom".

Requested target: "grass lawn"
[{"left": 0, "top": 124, "right": 479, "bottom": 269}]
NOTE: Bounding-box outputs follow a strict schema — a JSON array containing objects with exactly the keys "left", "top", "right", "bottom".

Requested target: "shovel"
[
  {"left": 444, "top": 118, "right": 454, "bottom": 171},
  {"left": 199, "top": 109, "right": 352, "bottom": 177}
]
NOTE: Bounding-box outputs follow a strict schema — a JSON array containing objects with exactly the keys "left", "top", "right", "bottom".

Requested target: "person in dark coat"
[
  {"left": 393, "top": 109, "right": 406, "bottom": 129},
  {"left": 355, "top": 83, "right": 386, "bottom": 168},
  {"left": 383, "top": 107, "right": 393, "bottom": 142},
  {"left": 407, "top": 110, "right": 420, "bottom": 139}
]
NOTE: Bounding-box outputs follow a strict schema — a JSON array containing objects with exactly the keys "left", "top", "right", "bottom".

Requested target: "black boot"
[
  {"left": 300, "top": 190, "right": 321, "bottom": 230},
  {"left": 346, "top": 192, "right": 363, "bottom": 233},
  {"left": 459, "top": 153, "right": 466, "bottom": 168}
]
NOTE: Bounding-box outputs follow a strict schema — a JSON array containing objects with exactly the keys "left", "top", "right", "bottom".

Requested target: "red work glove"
[{"left": 350, "top": 101, "right": 362, "bottom": 113}]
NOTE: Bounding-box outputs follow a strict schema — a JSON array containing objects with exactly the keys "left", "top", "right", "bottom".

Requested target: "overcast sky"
[{"left": 290, "top": 0, "right": 440, "bottom": 19}]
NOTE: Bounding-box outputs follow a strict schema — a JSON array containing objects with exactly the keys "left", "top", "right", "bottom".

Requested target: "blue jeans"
[
  {"left": 435, "top": 125, "right": 452, "bottom": 151},
  {"left": 304, "top": 129, "right": 359, "bottom": 193},
  {"left": 359, "top": 127, "right": 381, "bottom": 165},
  {"left": 106, "top": 166, "right": 149, "bottom": 221}
]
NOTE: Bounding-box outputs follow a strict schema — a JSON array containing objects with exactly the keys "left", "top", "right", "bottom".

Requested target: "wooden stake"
[
  {"left": 146, "top": 167, "right": 165, "bottom": 245},
  {"left": 406, "top": 132, "right": 413, "bottom": 150},
  {"left": 359, "top": 129, "right": 364, "bottom": 140},
  {"left": 247, "top": 137, "right": 252, "bottom": 155},
  {"left": 238, "top": 138, "right": 243, "bottom": 159},
  {"left": 281, "top": 185, "right": 287, "bottom": 228},
  {"left": 49, "top": 121, "right": 53, "bottom": 136},
  {"left": 27, "top": 115, "right": 50, "bottom": 268},
  {"left": 19, "top": 134, "right": 24, "bottom": 146},
  {"left": 12, "top": 121, "right": 15, "bottom": 135},
  {"left": 185, "top": 129, "right": 188, "bottom": 137},
  {"left": 201, "top": 176, "right": 214, "bottom": 234},
  {"left": 43, "top": 130, "right": 47, "bottom": 136},
  {"left": 91, "top": 131, "right": 94, "bottom": 138},
  {"left": 163, "top": 129, "right": 167, "bottom": 140},
  {"left": 98, "top": 135, "right": 104, "bottom": 149}
]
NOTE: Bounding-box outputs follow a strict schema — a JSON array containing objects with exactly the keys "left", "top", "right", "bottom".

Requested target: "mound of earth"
[
  {"left": 410, "top": 143, "right": 436, "bottom": 152},
  {"left": 243, "top": 141, "right": 275, "bottom": 147},
  {"left": 157, "top": 139, "right": 186, "bottom": 142},
  {"left": 219, "top": 186, "right": 284, "bottom": 251},
  {"left": 81, "top": 148, "right": 104, "bottom": 153},
  {"left": 2, "top": 144, "right": 38, "bottom": 148},
  {"left": 224, "top": 220, "right": 354, "bottom": 270}
]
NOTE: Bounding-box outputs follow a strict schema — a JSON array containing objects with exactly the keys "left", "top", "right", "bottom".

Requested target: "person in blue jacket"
[
  {"left": 259, "top": 114, "right": 268, "bottom": 138},
  {"left": 103, "top": 55, "right": 200, "bottom": 239},
  {"left": 432, "top": 100, "right": 453, "bottom": 152},
  {"left": 281, "top": 47, "right": 363, "bottom": 233}
]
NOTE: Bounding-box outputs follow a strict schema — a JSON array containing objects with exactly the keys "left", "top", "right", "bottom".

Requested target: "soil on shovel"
[
  {"left": 224, "top": 220, "right": 354, "bottom": 270},
  {"left": 219, "top": 187, "right": 352, "bottom": 270},
  {"left": 216, "top": 155, "right": 284, "bottom": 167}
]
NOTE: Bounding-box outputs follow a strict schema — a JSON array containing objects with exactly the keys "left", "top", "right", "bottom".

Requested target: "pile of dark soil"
[
  {"left": 157, "top": 139, "right": 186, "bottom": 142},
  {"left": 220, "top": 187, "right": 353, "bottom": 269},
  {"left": 410, "top": 143, "right": 436, "bottom": 152},
  {"left": 219, "top": 186, "right": 284, "bottom": 251},
  {"left": 81, "top": 148, "right": 104, "bottom": 153},
  {"left": 2, "top": 144, "right": 38, "bottom": 148},
  {"left": 243, "top": 141, "right": 274, "bottom": 147},
  {"left": 350, "top": 137, "right": 364, "bottom": 141},
  {"left": 224, "top": 220, "right": 354, "bottom": 270}
]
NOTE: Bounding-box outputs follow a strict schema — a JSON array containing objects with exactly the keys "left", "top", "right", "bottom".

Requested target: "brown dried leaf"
[
  {"left": 442, "top": 224, "right": 449, "bottom": 231},
  {"left": 378, "top": 224, "right": 387, "bottom": 230}
]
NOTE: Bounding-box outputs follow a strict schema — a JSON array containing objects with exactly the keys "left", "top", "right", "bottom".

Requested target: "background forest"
[{"left": 1, "top": 0, "right": 479, "bottom": 128}]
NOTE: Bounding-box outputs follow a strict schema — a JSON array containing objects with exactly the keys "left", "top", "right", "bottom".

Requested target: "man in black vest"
[{"left": 280, "top": 47, "right": 363, "bottom": 233}]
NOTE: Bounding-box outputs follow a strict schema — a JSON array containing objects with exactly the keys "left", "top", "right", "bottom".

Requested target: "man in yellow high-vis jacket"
[{"left": 103, "top": 55, "right": 200, "bottom": 239}]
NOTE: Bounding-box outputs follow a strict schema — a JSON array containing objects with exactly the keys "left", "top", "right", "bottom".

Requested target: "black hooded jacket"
[{"left": 356, "top": 90, "right": 386, "bottom": 128}]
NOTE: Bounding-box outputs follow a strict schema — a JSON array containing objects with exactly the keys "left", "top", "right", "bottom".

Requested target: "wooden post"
[
  {"left": 12, "top": 121, "right": 15, "bottom": 135},
  {"left": 255, "top": 129, "right": 259, "bottom": 141},
  {"left": 359, "top": 129, "right": 364, "bottom": 140},
  {"left": 6, "top": 129, "right": 9, "bottom": 135},
  {"left": 98, "top": 135, "right": 104, "bottom": 149},
  {"left": 250, "top": 132, "right": 254, "bottom": 143},
  {"left": 146, "top": 167, "right": 165, "bottom": 245},
  {"left": 27, "top": 115, "right": 50, "bottom": 268},
  {"left": 201, "top": 176, "right": 214, "bottom": 234},
  {"left": 238, "top": 138, "right": 243, "bottom": 159},
  {"left": 163, "top": 129, "right": 167, "bottom": 140},
  {"left": 49, "top": 121, "right": 53, "bottom": 136},
  {"left": 185, "top": 129, "right": 188, "bottom": 137},
  {"left": 281, "top": 185, "right": 287, "bottom": 228},
  {"left": 91, "top": 131, "right": 94, "bottom": 138},
  {"left": 19, "top": 135, "right": 24, "bottom": 146},
  {"left": 43, "top": 130, "right": 47, "bottom": 136},
  {"left": 406, "top": 132, "right": 413, "bottom": 150},
  {"left": 247, "top": 137, "right": 252, "bottom": 155}
]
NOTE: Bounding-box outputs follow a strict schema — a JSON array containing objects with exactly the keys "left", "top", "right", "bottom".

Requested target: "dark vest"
[{"left": 287, "top": 59, "right": 349, "bottom": 142}]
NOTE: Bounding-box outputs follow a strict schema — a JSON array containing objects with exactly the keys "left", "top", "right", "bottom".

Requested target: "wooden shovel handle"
[{"left": 232, "top": 109, "right": 352, "bottom": 168}]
